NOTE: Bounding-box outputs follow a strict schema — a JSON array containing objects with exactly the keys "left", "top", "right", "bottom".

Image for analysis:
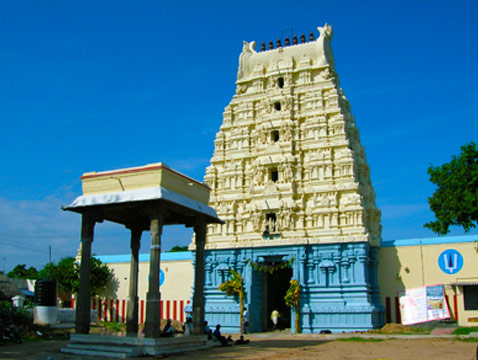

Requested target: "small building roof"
[{"left": 63, "top": 162, "right": 222, "bottom": 227}]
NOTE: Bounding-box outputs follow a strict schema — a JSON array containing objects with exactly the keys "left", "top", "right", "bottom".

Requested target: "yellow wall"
[
  {"left": 103, "top": 256, "right": 194, "bottom": 302},
  {"left": 81, "top": 162, "right": 210, "bottom": 203},
  {"left": 378, "top": 238, "right": 478, "bottom": 326}
]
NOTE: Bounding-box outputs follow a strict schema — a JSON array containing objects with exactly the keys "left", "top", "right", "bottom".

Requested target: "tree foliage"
[
  {"left": 425, "top": 142, "right": 478, "bottom": 235},
  {"left": 218, "top": 268, "right": 245, "bottom": 335},
  {"left": 284, "top": 279, "right": 300, "bottom": 333},
  {"left": 38, "top": 256, "right": 112, "bottom": 297},
  {"left": 7, "top": 264, "right": 39, "bottom": 279},
  {"left": 167, "top": 245, "right": 189, "bottom": 252}
]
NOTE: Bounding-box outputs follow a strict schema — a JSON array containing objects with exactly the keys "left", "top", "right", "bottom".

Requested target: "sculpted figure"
[
  {"left": 253, "top": 209, "right": 261, "bottom": 231},
  {"left": 317, "top": 23, "right": 333, "bottom": 41},
  {"left": 237, "top": 41, "right": 256, "bottom": 80}
]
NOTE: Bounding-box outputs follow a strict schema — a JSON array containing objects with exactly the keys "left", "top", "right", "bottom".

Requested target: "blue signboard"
[
  {"left": 148, "top": 269, "right": 166, "bottom": 287},
  {"left": 438, "top": 249, "right": 463, "bottom": 275}
]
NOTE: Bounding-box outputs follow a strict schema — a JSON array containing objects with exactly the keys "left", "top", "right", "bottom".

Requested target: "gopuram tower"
[{"left": 196, "top": 24, "right": 383, "bottom": 333}]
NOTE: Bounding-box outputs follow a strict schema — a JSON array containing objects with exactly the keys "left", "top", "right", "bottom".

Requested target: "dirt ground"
[
  {"left": 0, "top": 334, "right": 476, "bottom": 360},
  {"left": 163, "top": 335, "right": 477, "bottom": 360}
]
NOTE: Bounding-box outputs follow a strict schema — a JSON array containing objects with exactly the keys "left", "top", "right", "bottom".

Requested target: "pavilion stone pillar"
[
  {"left": 192, "top": 218, "right": 207, "bottom": 335},
  {"left": 144, "top": 211, "right": 165, "bottom": 338},
  {"left": 126, "top": 226, "right": 142, "bottom": 335},
  {"left": 75, "top": 214, "right": 96, "bottom": 334}
]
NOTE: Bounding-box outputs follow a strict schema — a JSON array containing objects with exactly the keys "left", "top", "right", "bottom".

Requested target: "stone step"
[
  {"left": 70, "top": 333, "right": 207, "bottom": 346},
  {"left": 62, "top": 334, "right": 212, "bottom": 357},
  {"left": 65, "top": 342, "right": 140, "bottom": 354},
  {"left": 144, "top": 341, "right": 216, "bottom": 356},
  {"left": 61, "top": 346, "right": 136, "bottom": 359}
]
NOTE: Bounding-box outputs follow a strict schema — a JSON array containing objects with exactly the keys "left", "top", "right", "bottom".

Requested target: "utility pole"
[{"left": 49, "top": 245, "right": 52, "bottom": 264}]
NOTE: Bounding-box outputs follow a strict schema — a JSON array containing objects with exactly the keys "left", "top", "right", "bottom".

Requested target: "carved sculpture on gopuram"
[{"left": 195, "top": 24, "right": 383, "bottom": 334}]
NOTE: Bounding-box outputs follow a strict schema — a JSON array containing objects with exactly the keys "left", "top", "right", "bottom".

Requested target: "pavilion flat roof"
[{"left": 63, "top": 162, "right": 222, "bottom": 226}]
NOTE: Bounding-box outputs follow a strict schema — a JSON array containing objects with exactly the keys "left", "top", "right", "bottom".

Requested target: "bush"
[{"left": 0, "top": 301, "right": 33, "bottom": 327}]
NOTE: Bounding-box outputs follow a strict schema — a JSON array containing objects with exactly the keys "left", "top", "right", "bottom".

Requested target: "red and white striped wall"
[{"left": 72, "top": 297, "right": 190, "bottom": 324}]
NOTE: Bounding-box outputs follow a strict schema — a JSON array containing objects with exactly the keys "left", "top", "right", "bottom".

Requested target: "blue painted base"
[{"left": 195, "top": 242, "right": 384, "bottom": 333}]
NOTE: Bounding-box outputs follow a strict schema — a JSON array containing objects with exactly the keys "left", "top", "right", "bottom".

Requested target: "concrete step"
[
  {"left": 61, "top": 347, "right": 135, "bottom": 359},
  {"left": 144, "top": 341, "right": 216, "bottom": 356},
  {"left": 62, "top": 334, "right": 212, "bottom": 357},
  {"left": 65, "top": 342, "right": 140, "bottom": 354}
]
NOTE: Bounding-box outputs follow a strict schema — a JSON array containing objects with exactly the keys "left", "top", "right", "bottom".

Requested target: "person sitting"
[
  {"left": 204, "top": 321, "right": 212, "bottom": 340},
  {"left": 183, "top": 316, "right": 193, "bottom": 335},
  {"left": 162, "top": 319, "right": 175, "bottom": 337},
  {"left": 213, "top": 324, "right": 228, "bottom": 346},
  {"left": 235, "top": 335, "right": 250, "bottom": 345}
]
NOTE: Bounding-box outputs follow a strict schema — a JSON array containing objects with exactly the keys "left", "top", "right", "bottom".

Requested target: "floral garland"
[{"left": 245, "top": 257, "right": 295, "bottom": 274}]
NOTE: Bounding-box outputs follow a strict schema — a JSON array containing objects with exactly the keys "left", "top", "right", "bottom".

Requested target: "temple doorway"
[{"left": 263, "top": 265, "right": 292, "bottom": 331}]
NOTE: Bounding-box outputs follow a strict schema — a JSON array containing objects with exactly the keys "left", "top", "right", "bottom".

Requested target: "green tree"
[
  {"left": 38, "top": 256, "right": 112, "bottom": 297},
  {"left": 167, "top": 245, "right": 189, "bottom": 252},
  {"left": 88, "top": 257, "right": 113, "bottom": 296},
  {"left": 38, "top": 257, "right": 78, "bottom": 295},
  {"left": 284, "top": 279, "right": 300, "bottom": 333},
  {"left": 7, "top": 264, "right": 39, "bottom": 279},
  {"left": 218, "top": 268, "right": 245, "bottom": 335},
  {"left": 425, "top": 142, "right": 478, "bottom": 235}
]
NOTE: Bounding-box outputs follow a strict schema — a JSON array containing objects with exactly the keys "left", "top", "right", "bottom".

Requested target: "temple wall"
[
  {"left": 98, "top": 252, "right": 193, "bottom": 303},
  {"left": 99, "top": 234, "right": 478, "bottom": 330},
  {"left": 201, "top": 243, "right": 382, "bottom": 333}
]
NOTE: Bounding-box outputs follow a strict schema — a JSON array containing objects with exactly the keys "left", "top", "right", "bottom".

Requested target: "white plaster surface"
[
  {"left": 201, "top": 24, "right": 381, "bottom": 250},
  {"left": 64, "top": 186, "right": 219, "bottom": 220}
]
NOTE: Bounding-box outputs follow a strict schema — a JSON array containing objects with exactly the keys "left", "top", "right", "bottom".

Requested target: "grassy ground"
[{"left": 452, "top": 326, "right": 478, "bottom": 335}]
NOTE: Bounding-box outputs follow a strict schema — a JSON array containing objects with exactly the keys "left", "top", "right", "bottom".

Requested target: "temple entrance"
[{"left": 263, "top": 265, "right": 292, "bottom": 331}]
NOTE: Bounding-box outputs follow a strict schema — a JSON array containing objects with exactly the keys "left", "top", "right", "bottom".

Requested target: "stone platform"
[{"left": 61, "top": 333, "right": 212, "bottom": 358}]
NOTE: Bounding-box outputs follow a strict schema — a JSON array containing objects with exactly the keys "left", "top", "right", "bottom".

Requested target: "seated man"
[
  {"left": 213, "top": 324, "right": 228, "bottom": 346},
  {"left": 162, "top": 319, "right": 175, "bottom": 337},
  {"left": 204, "top": 321, "right": 212, "bottom": 340},
  {"left": 235, "top": 335, "right": 250, "bottom": 345}
]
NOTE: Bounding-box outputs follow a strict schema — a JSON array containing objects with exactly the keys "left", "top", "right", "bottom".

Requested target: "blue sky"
[{"left": 1, "top": 1, "right": 477, "bottom": 271}]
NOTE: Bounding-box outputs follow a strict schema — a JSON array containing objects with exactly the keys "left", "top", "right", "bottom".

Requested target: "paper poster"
[{"left": 399, "top": 284, "right": 450, "bottom": 325}]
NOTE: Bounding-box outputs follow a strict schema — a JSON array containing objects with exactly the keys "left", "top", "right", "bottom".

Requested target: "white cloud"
[
  {"left": 0, "top": 195, "right": 194, "bottom": 272},
  {"left": 0, "top": 196, "right": 80, "bottom": 271}
]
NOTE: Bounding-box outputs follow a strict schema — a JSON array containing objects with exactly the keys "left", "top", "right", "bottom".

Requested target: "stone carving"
[
  {"left": 317, "top": 23, "right": 333, "bottom": 40},
  {"left": 205, "top": 23, "right": 381, "bottom": 250},
  {"left": 237, "top": 41, "right": 256, "bottom": 81}
]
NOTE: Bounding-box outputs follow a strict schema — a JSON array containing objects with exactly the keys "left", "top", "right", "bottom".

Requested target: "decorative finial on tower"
[
  {"left": 317, "top": 23, "right": 333, "bottom": 41},
  {"left": 292, "top": 35, "right": 298, "bottom": 45},
  {"left": 300, "top": 33, "right": 306, "bottom": 43},
  {"left": 309, "top": 32, "right": 315, "bottom": 41},
  {"left": 276, "top": 38, "right": 282, "bottom": 48},
  {"left": 261, "top": 42, "right": 266, "bottom": 51},
  {"left": 268, "top": 40, "right": 274, "bottom": 50},
  {"left": 285, "top": 37, "right": 290, "bottom": 46}
]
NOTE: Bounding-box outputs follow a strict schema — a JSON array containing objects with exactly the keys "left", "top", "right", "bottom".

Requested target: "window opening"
[
  {"left": 278, "top": 77, "right": 284, "bottom": 88},
  {"left": 271, "top": 130, "right": 280, "bottom": 142},
  {"left": 274, "top": 102, "right": 281, "bottom": 111},
  {"left": 464, "top": 285, "right": 478, "bottom": 310},
  {"left": 264, "top": 212, "right": 277, "bottom": 235},
  {"left": 270, "top": 168, "right": 278, "bottom": 182}
]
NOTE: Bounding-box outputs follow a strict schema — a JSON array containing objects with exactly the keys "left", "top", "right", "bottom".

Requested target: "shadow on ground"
[{"left": 163, "top": 339, "right": 331, "bottom": 359}]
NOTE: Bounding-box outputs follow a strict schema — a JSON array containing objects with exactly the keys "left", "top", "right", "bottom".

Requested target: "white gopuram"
[{"left": 195, "top": 24, "right": 383, "bottom": 333}]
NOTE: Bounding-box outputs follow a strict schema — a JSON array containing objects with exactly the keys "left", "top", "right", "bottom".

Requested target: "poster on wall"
[{"left": 398, "top": 284, "right": 450, "bottom": 325}]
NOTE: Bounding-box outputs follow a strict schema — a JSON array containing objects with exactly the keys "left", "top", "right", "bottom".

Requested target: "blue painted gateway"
[{"left": 200, "top": 243, "right": 382, "bottom": 333}]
